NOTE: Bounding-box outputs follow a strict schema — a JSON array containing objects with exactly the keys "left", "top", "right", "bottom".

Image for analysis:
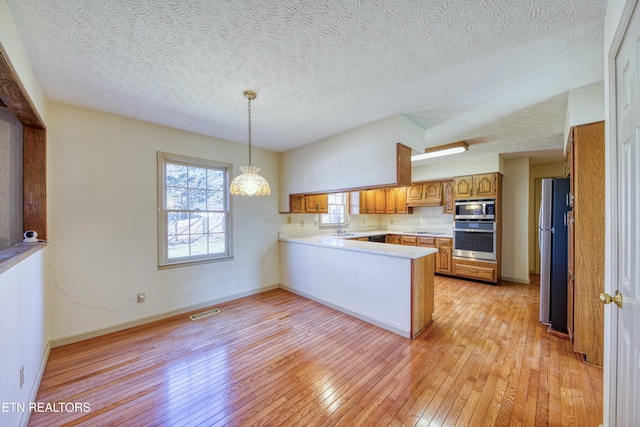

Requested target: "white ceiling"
[{"left": 6, "top": 0, "right": 605, "bottom": 163}]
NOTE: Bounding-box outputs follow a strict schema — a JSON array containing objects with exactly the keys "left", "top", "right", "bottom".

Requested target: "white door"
[{"left": 613, "top": 1, "right": 640, "bottom": 424}]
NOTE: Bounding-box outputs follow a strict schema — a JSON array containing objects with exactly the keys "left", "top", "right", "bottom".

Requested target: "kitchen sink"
[{"left": 330, "top": 233, "right": 360, "bottom": 237}]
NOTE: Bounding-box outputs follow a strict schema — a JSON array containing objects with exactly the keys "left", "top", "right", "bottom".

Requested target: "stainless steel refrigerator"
[{"left": 538, "top": 177, "right": 571, "bottom": 333}]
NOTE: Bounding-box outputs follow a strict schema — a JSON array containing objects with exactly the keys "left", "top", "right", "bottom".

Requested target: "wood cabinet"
[
  {"left": 304, "top": 194, "right": 328, "bottom": 213},
  {"left": 442, "top": 180, "right": 454, "bottom": 214},
  {"left": 359, "top": 189, "right": 386, "bottom": 214},
  {"left": 567, "top": 121, "right": 605, "bottom": 367},
  {"left": 289, "top": 194, "right": 328, "bottom": 213},
  {"left": 401, "top": 235, "right": 417, "bottom": 246},
  {"left": 418, "top": 236, "right": 452, "bottom": 275},
  {"left": 406, "top": 181, "right": 442, "bottom": 206},
  {"left": 453, "top": 258, "right": 497, "bottom": 283},
  {"left": 385, "top": 187, "right": 408, "bottom": 214},
  {"left": 454, "top": 173, "right": 497, "bottom": 199},
  {"left": 385, "top": 234, "right": 401, "bottom": 244},
  {"left": 436, "top": 238, "right": 452, "bottom": 274}
]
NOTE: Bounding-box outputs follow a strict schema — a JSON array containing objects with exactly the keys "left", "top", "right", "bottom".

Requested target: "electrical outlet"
[
  {"left": 137, "top": 292, "right": 146, "bottom": 303},
  {"left": 287, "top": 216, "right": 292, "bottom": 224},
  {"left": 300, "top": 220, "right": 304, "bottom": 227},
  {"left": 362, "top": 219, "right": 366, "bottom": 224},
  {"left": 390, "top": 219, "right": 394, "bottom": 224},
  {"left": 19, "top": 366, "right": 24, "bottom": 388}
]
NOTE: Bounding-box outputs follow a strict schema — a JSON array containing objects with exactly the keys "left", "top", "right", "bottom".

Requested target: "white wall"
[
  {"left": 563, "top": 82, "right": 605, "bottom": 152},
  {"left": 0, "top": 0, "right": 47, "bottom": 125},
  {"left": 47, "top": 103, "right": 281, "bottom": 342},
  {"left": 279, "top": 115, "right": 424, "bottom": 211},
  {"left": 501, "top": 157, "right": 530, "bottom": 283},
  {"left": 411, "top": 153, "right": 504, "bottom": 181},
  {"left": 0, "top": 247, "right": 49, "bottom": 427}
]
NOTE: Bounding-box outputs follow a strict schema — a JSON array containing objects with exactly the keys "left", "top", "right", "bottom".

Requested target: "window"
[
  {"left": 320, "top": 193, "right": 348, "bottom": 227},
  {"left": 157, "top": 152, "right": 232, "bottom": 268}
]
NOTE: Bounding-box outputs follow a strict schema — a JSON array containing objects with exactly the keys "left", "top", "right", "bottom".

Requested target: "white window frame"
[
  {"left": 320, "top": 192, "right": 349, "bottom": 228},
  {"left": 157, "top": 152, "right": 233, "bottom": 268}
]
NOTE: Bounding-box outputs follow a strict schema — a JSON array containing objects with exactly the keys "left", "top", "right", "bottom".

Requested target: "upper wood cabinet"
[
  {"left": 454, "top": 173, "right": 497, "bottom": 199},
  {"left": 442, "top": 180, "right": 454, "bottom": 214},
  {"left": 305, "top": 194, "right": 328, "bottom": 213},
  {"left": 385, "top": 187, "right": 407, "bottom": 214},
  {"left": 289, "top": 194, "right": 328, "bottom": 213},
  {"left": 359, "top": 189, "right": 386, "bottom": 214},
  {"left": 406, "top": 181, "right": 442, "bottom": 206}
]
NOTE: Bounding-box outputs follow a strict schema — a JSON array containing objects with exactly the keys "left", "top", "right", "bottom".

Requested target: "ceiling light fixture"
[
  {"left": 230, "top": 90, "right": 271, "bottom": 196},
  {"left": 411, "top": 140, "right": 469, "bottom": 161}
]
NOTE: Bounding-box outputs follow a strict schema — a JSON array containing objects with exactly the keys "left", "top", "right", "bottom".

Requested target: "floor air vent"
[{"left": 189, "top": 308, "right": 220, "bottom": 321}]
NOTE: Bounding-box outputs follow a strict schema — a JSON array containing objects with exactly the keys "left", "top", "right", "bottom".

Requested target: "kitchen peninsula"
[{"left": 279, "top": 234, "right": 436, "bottom": 339}]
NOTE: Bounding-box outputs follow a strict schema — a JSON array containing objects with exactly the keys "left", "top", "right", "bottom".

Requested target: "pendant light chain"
[{"left": 247, "top": 95, "right": 252, "bottom": 166}]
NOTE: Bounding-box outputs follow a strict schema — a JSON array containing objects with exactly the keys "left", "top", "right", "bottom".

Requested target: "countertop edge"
[
  {"left": 0, "top": 242, "right": 48, "bottom": 275},
  {"left": 279, "top": 236, "right": 437, "bottom": 259}
]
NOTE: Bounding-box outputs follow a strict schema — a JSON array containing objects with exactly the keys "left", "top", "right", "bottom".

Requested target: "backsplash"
[{"left": 279, "top": 206, "right": 453, "bottom": 235}]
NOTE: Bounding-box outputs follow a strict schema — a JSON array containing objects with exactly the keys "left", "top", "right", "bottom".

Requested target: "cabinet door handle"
[{"left": 468, "top": 268, "right": 479, "bottom": 273}]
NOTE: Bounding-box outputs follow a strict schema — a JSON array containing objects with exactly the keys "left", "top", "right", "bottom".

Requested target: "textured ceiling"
[{"left": 6, "top": 0, "right": 605, "bottom": 162}]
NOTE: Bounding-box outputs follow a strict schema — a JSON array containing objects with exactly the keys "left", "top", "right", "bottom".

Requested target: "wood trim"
[
  {"left": 0, "top": 49, "right": 47, "bottom": 240},
  {"left": 0, "top": 49, "right": 45, "bottom": 129},
  {"left": 396, "top": 142, "right": 412, "bottom": 186},
  {"left": 23, "top": 127, "right": 47, "bottom": 239}
]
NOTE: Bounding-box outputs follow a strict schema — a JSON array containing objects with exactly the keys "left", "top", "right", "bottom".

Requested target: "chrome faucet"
[{"left": 337, "top": 217, "right": 345, "bottom": 234}]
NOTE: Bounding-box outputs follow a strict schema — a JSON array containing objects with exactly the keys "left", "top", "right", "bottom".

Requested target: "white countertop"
[{"left": 279, "top": 234, "right": 438, "bottom": 259}]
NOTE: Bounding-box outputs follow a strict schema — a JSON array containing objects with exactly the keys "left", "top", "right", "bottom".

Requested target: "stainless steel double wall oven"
[{"left": 453, "top": 199, "right": 497, "bottom": 261}]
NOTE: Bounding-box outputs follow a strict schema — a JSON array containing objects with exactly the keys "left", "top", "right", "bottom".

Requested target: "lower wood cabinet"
[
  {"left": 452, "top": 258, "right": 497, "bottom": 283},
  {"left": 418, "top": 237, "right": 452, "bottom": 275},
  {"left": 401, "top": 235, "right": 417, "bottom": 246},
  {"left": 385, "top": 235, "right": 401, "bottom": 244},
  {"left": 436, "top": 238, "right": 452, "bottom": 274}
]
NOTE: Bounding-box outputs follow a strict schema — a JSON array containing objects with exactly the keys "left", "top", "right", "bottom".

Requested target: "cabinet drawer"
[
  {"left": 401, "top": 235, "right": 418, "bottom": 246},
  {"left": 453, "top": 258, "right": 497, "bottom": 282},
  {"left": 436, "top": 238, "right": 452, "bottom": 247},
  {"left": 418, "top": 236, "right": 435, "bottom": 247}
]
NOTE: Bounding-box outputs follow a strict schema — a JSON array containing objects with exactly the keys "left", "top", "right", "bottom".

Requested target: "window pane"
[
  {"left": 208, "top": 233, "right": 226, "bottom": 254},
  {"left": 188, "top": 189, "right": 207, "bottom": 211},
  {"left": 208, "top": 213, "right": 225, "bottom": 233},
  {"left": 188, "top": 212, "right": 204, "bottom": 234},
  {"left": 190, "top": 234, "right": 207, "bottom": 256},
  {"left": 207, "top": 190, "right": 224, "bottom": 210},
  {"left": 207, "top": 169, "right": 224, "bottom": 189},
  {"left": 187, "top": 166, "right": 207, "bottom": 189},
  {"left": 168, "top": 236, "right": 190, "bottom": 259},
  {"left": 167, "top": 187, "right": 187, "bottom": 210},
  {"left": 166, "top": 164, "right": 187, "bottom": 187}
]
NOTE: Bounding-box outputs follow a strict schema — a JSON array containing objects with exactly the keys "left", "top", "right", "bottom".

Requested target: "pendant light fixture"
[{"left": 230, "top": 90, "right": 271, "bottom": 196}]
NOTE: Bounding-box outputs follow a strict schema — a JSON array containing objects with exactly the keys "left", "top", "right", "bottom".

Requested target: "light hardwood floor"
[{"left": 29, "top": 276, "right": 603, "bottom": 426}]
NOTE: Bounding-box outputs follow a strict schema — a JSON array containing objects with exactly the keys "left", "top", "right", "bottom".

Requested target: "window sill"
[
  {"left": 158, "top": 255, "right": 234, "bottom": 270},
  {"left": 0, "top": 242, "right": 48, "bottom": 275}
]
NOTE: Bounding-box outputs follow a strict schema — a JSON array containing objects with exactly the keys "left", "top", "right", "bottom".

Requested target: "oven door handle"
[{"left": 453, "top": 229, "right": 495, "bottom": 233}]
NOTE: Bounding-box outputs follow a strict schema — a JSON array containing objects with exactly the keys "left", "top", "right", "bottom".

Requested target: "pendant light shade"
[
  {"left": 230, "top": 90, "right": 271, "bottom": 196},
  {"left": 230, "top": 165, "right": 270, "bottom": 196}
]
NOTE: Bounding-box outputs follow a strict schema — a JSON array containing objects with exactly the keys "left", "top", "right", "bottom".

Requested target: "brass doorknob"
[{"left": 599, "top": 291, "right": 623, "bottom": 308}]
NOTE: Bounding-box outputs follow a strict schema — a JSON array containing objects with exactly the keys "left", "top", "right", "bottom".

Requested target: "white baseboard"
[
  {"left": 51, "top": 284, "right": 280, "bottom": 348},
  {"left": 19, "top": 340, "right": 52, "bottom": 427},
  {"left": 501, "top": 275, "right": 531, "bottom": 284}
]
